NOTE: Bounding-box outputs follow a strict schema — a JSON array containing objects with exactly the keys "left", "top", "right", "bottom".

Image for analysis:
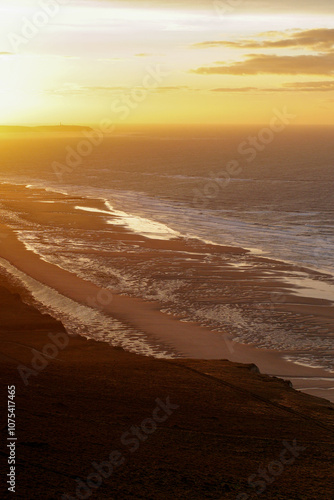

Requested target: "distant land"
[{"left": 0, "top": 125, "right": 93, "bottom": 133}]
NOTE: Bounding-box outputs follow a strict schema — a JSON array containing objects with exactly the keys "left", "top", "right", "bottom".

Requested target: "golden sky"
[{"left": 1, "top": 0, "right": 334, "bottom": 125}]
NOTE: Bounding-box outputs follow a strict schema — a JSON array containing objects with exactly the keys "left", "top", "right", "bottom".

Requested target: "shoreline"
[
  {"left": 2, "top": 177, "right": 334, "bottom": 278},
  {"left": 1, "top": 220, "right": 334, "bottom": 401},
  {"left": 0, "top": 182, "right": 334, "bottom": 402}
]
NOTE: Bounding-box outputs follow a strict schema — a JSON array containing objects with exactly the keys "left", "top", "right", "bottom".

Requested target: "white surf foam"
[{"left": 0, "top": 257, "right": 173, "bottom": 358}]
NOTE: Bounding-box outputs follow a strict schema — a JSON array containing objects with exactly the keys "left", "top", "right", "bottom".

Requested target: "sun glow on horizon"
[{"left": 1, "top": 1, "right": 334, "bottom": 125}]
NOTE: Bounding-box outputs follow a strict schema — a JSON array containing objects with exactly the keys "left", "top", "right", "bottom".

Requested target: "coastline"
[
  {"left": 1, "top": 273, "right": 334, "bottom": 499},
  {"left": 0, "top": 182, "right": 334, "bottom": 403}
]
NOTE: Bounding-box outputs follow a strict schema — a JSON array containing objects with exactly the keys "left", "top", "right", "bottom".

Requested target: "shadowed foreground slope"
[{"left": 0, "top": 280, "right": 333, "bottom": 500}]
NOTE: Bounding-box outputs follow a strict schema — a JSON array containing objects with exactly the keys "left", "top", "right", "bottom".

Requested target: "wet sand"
[
  {"left": 1, "top": 183, "right": 334, "bottom": 498},
  {"left": 0, "top": 183, "right": 334, "bottom": 401}
]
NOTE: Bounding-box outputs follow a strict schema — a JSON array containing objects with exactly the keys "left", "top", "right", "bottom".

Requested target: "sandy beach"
[
  {"left": 0, "top": 182, "right": 334, "bottom": 403},
  {"left": 2, "top": 0, "right": 334, "bottom": 497},
  {"left": 1, "top": 182, "right": 334, "bottom": 498}
]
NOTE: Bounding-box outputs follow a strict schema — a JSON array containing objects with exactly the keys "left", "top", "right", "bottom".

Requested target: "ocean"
[{"left": 0, "top": 126, "right": 333, "bottom": 371}]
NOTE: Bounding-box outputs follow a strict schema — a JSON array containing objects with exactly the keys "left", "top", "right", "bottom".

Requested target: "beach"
[
  {"left": 2, "top": 0, "right": 334, "bottom": 497},
  {"left": 1, "top": 179, "right": 334, "bottom": 498},
  {"left": 0, "top": 182, "right": 334, "bottom": 402}
]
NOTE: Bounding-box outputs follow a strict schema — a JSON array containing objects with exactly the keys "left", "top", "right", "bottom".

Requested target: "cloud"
[
  {"left": 46, "top": 84, "right": 192, "bottom": 96},
  {"left": 97, "top": 58, "right": 123, "bottom": 62},
  {"left": 192, "top": 28, "right": 334, "bottom": 52},
  {"left": 0, "top": 52, "right": 14, "bottom": 56},
  {"left": 211, "top": 87, "right": 259, "bottom": 92},
  {"left": 45, "top": 84, "right": 126, "bottom": 96},
  {"left": 284, "top": 81, "right": 334, "bottom": 90},
  {"left": 95, "top": 0, "right": 334, "bottom": 13},
  {"left": 211, "top": 81, "right": 334, "bottom": 92},
  {"left": 192, "top": 53, "right": 334, "bottom": 76},
  {"left": 191, "top": 29, "right": 334, "bottom": 78},
  {"left": 135, "top": 53, "right": 152, "bottom": 57},
  {"left": 134, "top": 53, "right": 165, "bottom": 58},
  {"left": 155, "top": 86, "right": 190, "bottom": 92}
]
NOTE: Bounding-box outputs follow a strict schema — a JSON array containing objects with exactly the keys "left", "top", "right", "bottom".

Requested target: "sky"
[{"left": 0, "top": 0, "right": 334, "bottom": 125}]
